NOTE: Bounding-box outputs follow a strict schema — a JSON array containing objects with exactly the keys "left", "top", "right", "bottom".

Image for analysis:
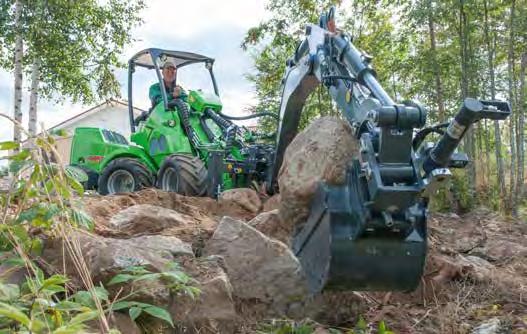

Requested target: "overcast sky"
[{"left": 0, "top": 0, "right": 269, "bottom": 144}]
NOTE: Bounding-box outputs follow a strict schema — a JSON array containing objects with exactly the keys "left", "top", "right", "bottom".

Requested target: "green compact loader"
[{"left": 70, "top": 49, "right": 276, "bottom": 196}]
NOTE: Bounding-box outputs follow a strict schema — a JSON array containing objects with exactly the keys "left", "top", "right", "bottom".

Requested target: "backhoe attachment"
[{"left": 271, "top": 7, "right": 511, "bottom": 293}]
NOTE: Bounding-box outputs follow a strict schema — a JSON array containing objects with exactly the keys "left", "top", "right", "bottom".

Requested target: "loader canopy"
[
  {"left": 129, "top": 48, "right": 215, "bottom": 69},
  {"left": 127, "top": 48, "right": 220, "bottom": 132}
]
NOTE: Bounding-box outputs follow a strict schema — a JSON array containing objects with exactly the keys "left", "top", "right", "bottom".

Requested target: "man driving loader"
[{"left": 149, "top": 60, "right": 187, "bottom": 107}]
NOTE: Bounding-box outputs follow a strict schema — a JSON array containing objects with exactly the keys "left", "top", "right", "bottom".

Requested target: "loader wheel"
[
  {"left": 98, "top": 158, "right": 153, "bottom": 195},
  {"left": 157, "top": 154, "right": 208, "bottom": 196}
]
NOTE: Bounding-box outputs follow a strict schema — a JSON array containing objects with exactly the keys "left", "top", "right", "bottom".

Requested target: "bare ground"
[{"left": 82, "top": 190, "right": 527, "bottom": 333}]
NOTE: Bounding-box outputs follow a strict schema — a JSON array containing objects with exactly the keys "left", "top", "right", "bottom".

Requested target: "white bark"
[
  {"left": 13, "top": 0, "right": 23, "bottom": 150},
  {"left": 28, "top": 58, "right": 40, "bottom": 137}
]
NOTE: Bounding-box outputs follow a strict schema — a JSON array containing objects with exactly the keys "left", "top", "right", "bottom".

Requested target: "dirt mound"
[{"left": 76, "top": 190, "right": 526, "bottom": 333}]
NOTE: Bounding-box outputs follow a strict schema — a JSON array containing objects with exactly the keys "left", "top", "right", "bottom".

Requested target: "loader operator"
[{"left": 149, "top": 60, "right": 187, "bottom": 107}]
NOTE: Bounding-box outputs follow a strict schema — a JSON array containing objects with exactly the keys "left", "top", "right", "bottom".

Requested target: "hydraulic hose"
[
  {"left": 204, "top": 108, "right": 233, "bottom": 129},
  {"left": 171, "top": 99, "right": 201, "bottom": 149},
  {"left": 216, "top": 111, "right": 279, "bottom": 121},
  {"left": 204, "top": 108, "right": 237, "bottom": 151},
  {"left": 199, "top": 115, "right": 216, "bottom": 142}
]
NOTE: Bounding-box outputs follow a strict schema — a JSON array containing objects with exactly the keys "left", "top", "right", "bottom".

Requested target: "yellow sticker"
[{"left": 345, "top": 90, "right": 352, "bottom": 103}]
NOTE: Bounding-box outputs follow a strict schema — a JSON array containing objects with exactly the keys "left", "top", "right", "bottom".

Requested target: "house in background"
[{"left": 49, "top": 98, "right": 144, "bottom": 164}]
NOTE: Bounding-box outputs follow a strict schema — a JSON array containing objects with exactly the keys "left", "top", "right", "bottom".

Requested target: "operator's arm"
[
  {"left": 149, "top": 83, "right": 163, "bottom": 106},
  {"left": 174, "top": 85, "right": 188, "bottom": 102}
]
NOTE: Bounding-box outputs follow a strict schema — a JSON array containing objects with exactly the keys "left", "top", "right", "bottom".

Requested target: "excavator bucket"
[{"left": 292, "top": 162, "right": 427, "bottom": 293}]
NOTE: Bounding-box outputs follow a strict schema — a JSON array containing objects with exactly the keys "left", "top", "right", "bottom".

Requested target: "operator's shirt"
[{"left": 149, "top": 80, "right": 188, "bottom": 107}]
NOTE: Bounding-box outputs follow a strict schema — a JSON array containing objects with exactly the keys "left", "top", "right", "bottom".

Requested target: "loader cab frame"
[{"left": 127, "top": 48, "right": 220, "bottom": 133}]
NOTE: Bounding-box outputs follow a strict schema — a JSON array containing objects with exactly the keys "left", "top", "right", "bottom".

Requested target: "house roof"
[{"left": 48, "top": 98, "right": 145, "bottom": 132}]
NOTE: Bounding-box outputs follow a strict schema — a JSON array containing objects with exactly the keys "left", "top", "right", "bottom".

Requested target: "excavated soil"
[{"left": 82, "top": 189, "right": 527, "bottom": 333}]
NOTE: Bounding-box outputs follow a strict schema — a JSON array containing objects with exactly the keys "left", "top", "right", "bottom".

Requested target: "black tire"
[
  {"left": 157, "top": 154, "right": 208, "bottom": 196},
  {"left": 98, "top": 158, "right": 153, "bottom": 195}
]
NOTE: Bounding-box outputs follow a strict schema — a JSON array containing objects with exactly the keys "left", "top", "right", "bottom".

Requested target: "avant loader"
[
  {"left": 70, "top": 8, "right": 510, "bottom": 293},
  {"left": 71, "top": 49, "right": 276, "bottom": 197}
]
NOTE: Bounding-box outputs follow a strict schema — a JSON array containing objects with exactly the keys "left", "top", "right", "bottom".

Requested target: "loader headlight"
[{"left": 167, "top": 120, "right": 176, "bottom": 127}]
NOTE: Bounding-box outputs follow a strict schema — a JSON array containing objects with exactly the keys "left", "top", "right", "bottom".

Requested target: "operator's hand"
[{"left": 173, "top": 85, "right": 184, "bottom": 98}]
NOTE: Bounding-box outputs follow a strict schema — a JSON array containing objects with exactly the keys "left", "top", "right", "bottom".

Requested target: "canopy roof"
[{"left": 129, "top": 48, "right": 214, "bottom": 69}]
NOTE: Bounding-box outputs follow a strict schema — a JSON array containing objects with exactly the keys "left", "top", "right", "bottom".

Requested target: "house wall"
[
  {"left": 59, "top": 104, "right": 134, "bottom": 138},
  {"left": 53, "top": 103, "right": 136, "bottom": 165}
]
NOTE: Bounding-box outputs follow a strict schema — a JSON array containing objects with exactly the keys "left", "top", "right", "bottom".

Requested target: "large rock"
[
  {"left": 204, "top": 216, "right": 308, "bottom": 315},
  {"left": 263, "top": 194, "right": 281, "bottom": 212},
  {"left": 127, "top": 235, "right": 194, "bottom": 257},
  {"left": 218, "top": 188, "right": 262, "bottom": 216},
  {"left": 431, "top": 254, "right": 496, "bottom": 283},
  {"left": 278, "top": 117, "right": 359, "bottom": 229},
  {"left": 87, "top": 312, "right": 142, "bottom": 334},
  {"left": 470, "top": 238, "right": 527, "bottom": 262},
  {"left": 171, "top": 256, "right": 238, "bottom": 332},
  {"left": 108, "top": 204, "right": 192, "bottom": 235},
  {"left": 248, "top": 209, "right": 291, "bottom": 245},
  {"left": 41, "top": 231, "right": 238, "bottom": 330},
  {"left": 471, "top": 318, "right": 510, "bottom": 334},
  {"left": 41, "top": 231, "right": 179, "bottom": 304}
]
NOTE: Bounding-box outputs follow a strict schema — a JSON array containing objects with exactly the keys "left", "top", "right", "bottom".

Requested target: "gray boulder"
[
  {"left": 204, "top": 216, "right": 308, "bottom": 315},
  {"left": 278, "top": 117, "right": 359, "bottom": 230}
]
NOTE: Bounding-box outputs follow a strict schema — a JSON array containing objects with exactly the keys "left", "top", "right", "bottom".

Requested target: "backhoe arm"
[{"left": 272, "top": 7, "right": 510, "bottom": 293}]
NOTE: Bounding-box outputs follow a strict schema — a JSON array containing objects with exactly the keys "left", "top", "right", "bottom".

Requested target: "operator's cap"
[{"left": 162, "top": 60, "right": 176, "bottom": 69}]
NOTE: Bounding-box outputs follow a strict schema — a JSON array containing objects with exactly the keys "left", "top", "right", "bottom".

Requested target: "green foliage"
[
  {"left": 0, "top": 130, "right": 200, "bottom": 332},
  {"left": 108, "top": 263, "right": 201, "bottom": 299},
  {"left": 0, "top": 261, "right": 100, "bottom": 333},
  {"left": 244, "top": 0, "right": 527, "bottom": 212},
  {"left": 0, "top": 0, "right": 146, "bottom": 104}
]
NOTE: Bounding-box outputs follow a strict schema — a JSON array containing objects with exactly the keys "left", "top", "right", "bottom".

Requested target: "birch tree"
[{"left": 0, "top": 0, "right": 146, "bottom": 141}]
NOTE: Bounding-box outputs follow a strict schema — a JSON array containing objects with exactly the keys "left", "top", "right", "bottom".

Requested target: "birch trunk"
[
  {"left": 13, "top": 0, "right": 23, "bottom": 151},
  {"left": 28, "top": 58, "right": 40, "bottom": 138}
]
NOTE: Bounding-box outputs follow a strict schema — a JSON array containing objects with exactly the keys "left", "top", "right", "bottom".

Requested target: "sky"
[{"left": 0, "top": 0, "right": 269, "bottom": 145}]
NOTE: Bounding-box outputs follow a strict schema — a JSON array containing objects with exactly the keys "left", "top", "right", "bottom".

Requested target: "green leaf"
[
  {"left": 0, "top": 141, "right": 19, "bottom": 151},
  {"left": 29, "top": 238, "right": 43, "bottom": 255},
  {"left": 355, "top": 317, "right": 367, "bottom": 330},
  {"left": 0, "top": 283, "right": 20, "bottom": 301},
  {"left": 42, "top": 274, "right": 69, "bottom": 289},
  {"left": 133, "top": 272, "right": 161, "bottom": 283},
  {"left": 42, "top": 284, "right": 66, "bottom": 295},
  {"left": 93, "top": 286, "right": 109, "bottom": 302},
  {"left": 68, "top": 176, "right": 85, "bottom": 195},
  {"left": 71, "top": 210, "right": 94, "bottom": 231},
  {"left": 142, "top": 306, "right": 174, "bottom": 327},
  {"left": 9, "top": 159, "right": 33, "bottom": 174},
  {"left": 378, "top": 320, "right": 386, "bottom": 333},
  {"left": 65, "top": 165, "right": 88, "bottom": 184},
  {"left": 129, "top": 306, "right": 142, "bottom": 321},
  {"left": 53, "top": 323, "right": 87, "bottom": 334},
  {"left": 107, "top": 273, "right": 135, "bottom": 285},
  {"left": 0, "top": 256, "right": 25, "bottom": 267},
  {"left": 110, "top": 301, "right": 136, "bottom": 311},
  {"left": 55, "top": 301, "right": 86, "bottom": 312},
  {"left": 73, "top": 291, "right": 95, "bottom": 308},
  {"left": 69, "top": 310, "right": 99, "bottom": 325},
  {"left": 0, "top": 301, "right": 31, "bottom": 326},
  {"left": 10, "top": 149, "right": 30, "bottom": 162}
]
